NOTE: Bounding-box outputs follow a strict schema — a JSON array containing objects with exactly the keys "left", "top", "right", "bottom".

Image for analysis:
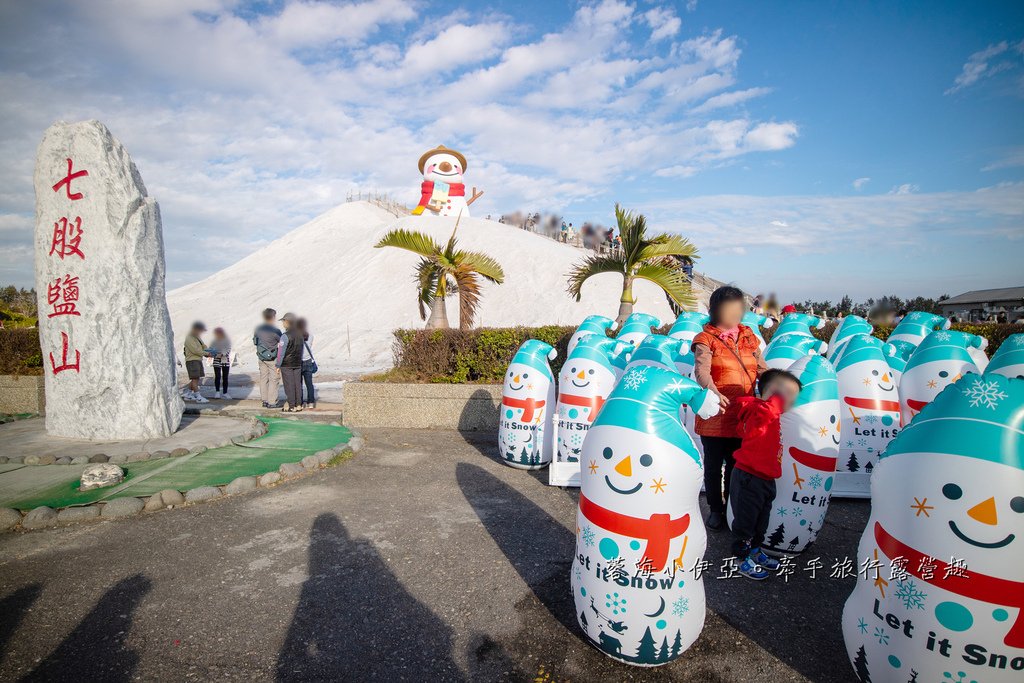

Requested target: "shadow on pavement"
[
  {"left": 22, "top": 574, "right": 151, "bottom": 682},
  {"left": 455, "top": 462, "right": 579, "bottom": 635},
  {"left": 275, "top": 513, "right": 465, "bottom": 681},
  {"left": 0, "top": 584, "right": 41, "bottom": 664}
]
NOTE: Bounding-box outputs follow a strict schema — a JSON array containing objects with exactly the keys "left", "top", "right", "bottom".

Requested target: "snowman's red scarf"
[
  {"left": 502, "top": 395, "right": 545, "bottom": 423},
  {"left": 789, "top": 446, "right": 838, "bottom": 472},
  {"left": 874, "top": 521, "right": 1024, "bottom": 647},
  {"left": 416, "top": 181, "right": 466, "bottom": 210},
  {"left": 580, "top": 493, "right": 690, "bottom": 571},
  {"left": 558, "top": 394, "right": 605, "bottom": 422},
  {"left": 843, "top": 396, "right": 901, "bottom": 413}
]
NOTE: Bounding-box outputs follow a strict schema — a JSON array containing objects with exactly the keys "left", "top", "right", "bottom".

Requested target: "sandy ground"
[{"left": 0, "top": 429, "right": 864, "bottom": 682}]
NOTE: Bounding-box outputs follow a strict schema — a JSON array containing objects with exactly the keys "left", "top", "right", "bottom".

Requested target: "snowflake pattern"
[
  {"left": 857, "top": 617, "right": 868, "bottom": 634},
  {"left": 863, "top": 414, "right": 879, "bottom": 424},
  {"left": 845, "top": 440, "right": 855, "bottom": 448},
  {"left": 894, "top": 579, "right": 928, "bottom": 610},
  {"left": 776, "top": 506, "right": 788, "bottom": 517},
  {"left": 1016, "top": 335, "right": 1024, "bottom": 347},
  {"left": 808, "top": 474, "right": 823, "bottom": 490},
  {"left": 934, "top": 331, "right": 951, "bottom": 342},
  {"left": 858, "top": 438, "right": 868, "bottom": 447},
  {"left": 793, "top": 506, "right": 804, "bottom": 517},
  {"left": 963, "top": 378, "right": 1008, "bottom": 410},
  {"left": 582, "top": 526, "right": 595, "bottom": 547},
  {"left": 671, "top": 596, "right": 690, "bottom": 617},
  {"left": 874, "top": 626, "right": 890, "bottom": 645},
  {"left": 571, "top": 433, "right": 583, "bottom": 447},
  {"left": 621, "top": 367, "right": 649, "bottom": 391}
]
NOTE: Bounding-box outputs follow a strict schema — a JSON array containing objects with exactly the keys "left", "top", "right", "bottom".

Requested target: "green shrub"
[
  {"left": 378, "top": 321, "right": 1023, "bottom": 384},
  {"left": 0, "top": 328, "right": 44, "bottom": 376}
]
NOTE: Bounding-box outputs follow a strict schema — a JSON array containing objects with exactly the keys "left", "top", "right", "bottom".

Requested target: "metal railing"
[{"left": 345, "top": 190, "right": 409, "bottom": 218}]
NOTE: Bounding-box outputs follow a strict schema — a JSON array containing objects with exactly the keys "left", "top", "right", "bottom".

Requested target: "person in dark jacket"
[
  {"left": 276, "top": 312, "right": 304, "bottom": 412},
  {"left": 728, "top": 369, "right": 801, "bottom": 580}
]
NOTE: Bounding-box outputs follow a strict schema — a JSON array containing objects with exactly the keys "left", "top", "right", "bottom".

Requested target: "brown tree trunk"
[{"left": 615, "top": 276, "right": 635, "bottom": 325}]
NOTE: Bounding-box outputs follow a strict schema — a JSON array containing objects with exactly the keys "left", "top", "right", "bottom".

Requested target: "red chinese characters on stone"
[
  {"left": 49, "top": 216, "right": 85, "bottom": 260},
  {"left": 49, "top": 331, "right": 81, "bottom": 375},
  {"left": 46, "top": 274, "right": 81, "bottom": 318},
  {"left": 51, "top": 158, "right": 89, "bottom": 201}
]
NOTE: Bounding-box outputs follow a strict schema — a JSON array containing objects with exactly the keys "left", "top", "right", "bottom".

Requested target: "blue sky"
[{"left": 0, "top": 0, "right": 1021, "bottom": 303}]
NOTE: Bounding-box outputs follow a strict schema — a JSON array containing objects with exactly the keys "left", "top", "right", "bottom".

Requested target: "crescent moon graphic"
[{"left": 644, "top": 596, "right": 666, "bottom": 618}]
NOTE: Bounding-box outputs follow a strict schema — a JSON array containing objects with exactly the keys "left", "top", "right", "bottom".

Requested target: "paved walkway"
[{"left": 0, "top": 429, "right": 865, "bottom": 681}]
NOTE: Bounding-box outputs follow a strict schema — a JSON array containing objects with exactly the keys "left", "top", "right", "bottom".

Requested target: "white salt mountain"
[
  {"left": 168, "top": 202, "right": 720, "bottom": 372},
  {"left": 34, "top": 120, "right": 183, "bottom": 439}
]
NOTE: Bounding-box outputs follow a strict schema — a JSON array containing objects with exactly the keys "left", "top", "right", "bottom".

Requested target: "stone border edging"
[
  {"left": 345, "top": 382, "right": 501, "bottom": 431},
  {"left": 0, "top": 431, "right": 365, "bottom": 532},
  {"left": 0, "top": 416, "right": 268, "bottom": 466}
]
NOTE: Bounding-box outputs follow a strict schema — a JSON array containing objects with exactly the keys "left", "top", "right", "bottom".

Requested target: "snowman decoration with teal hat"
[
  {"left": 900, "top": 331, "right": 987, "bottom": 426},
  {"left": 769, "top": 312, "right": 825, "bottom": 342},
  {"left": 889, "top": 311, "right": 950, "bottom": 347},
  {"left": 826, "top": 315, "right": 873, "bottom": 360},
  {"left": 556, "top": 336, "right": 630, "bottom": 464},
  {"left": 741, "top": 311, "right": 775, "bottom": 352},
  {"left": 499, "top": 340, "right": 557, "bottom": 469},
  {"left": 568, "top": 315, "right": 619, "bottom": 355},
  {"left": 988, "top": 333, "right": 1024, "bottom": 379},
  {"left": 834, "top": 334, "right": 902, "bottom": 495},
  {"left": 749, "top": 355, "right": 841, "bottom": 555},
  {"left": 622, "top": 334, "right": 684, "bottom": 373},
  {"left": 616, "top": 313, "right": 661, "bottom": 347},
  {"left": 841, "top": 372, "right": 1024, "bottom": 683},
  {"left": 668, "top": 311, "right": 710, "bottom": 347},
  {"left": 884, "top": 339, "right": 916, "bottom": 387},
  {"left": 764, "top": 333, "right": 828, "bottom": 370},
  {"left": 572, "top": 365, "right": 720, "bottom": 666}
]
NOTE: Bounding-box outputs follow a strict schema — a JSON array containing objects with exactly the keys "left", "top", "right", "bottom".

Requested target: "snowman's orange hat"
[{"left": 418, "top": 145, "right": 468, "bottom": 173}]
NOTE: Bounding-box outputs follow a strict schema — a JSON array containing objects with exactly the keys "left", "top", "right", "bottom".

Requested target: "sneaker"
[
  {"left": 749, "top": 548, "right": 781, "bottom": 571},
  {"left": 262, "top": 401, "right": 269, "bottom": 408},
  {"left": 737, "top": 556, "right": 770, "bottom": 580},
  {"left": 706, "top": 512, "right": 725, "bottom": 531},
  {"left": 194, "top": 394, "right": 209, "bottom": 404}
]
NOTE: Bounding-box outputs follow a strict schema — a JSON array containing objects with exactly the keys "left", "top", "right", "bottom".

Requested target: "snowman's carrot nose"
[
  {"left": 615, "top": 456, "right": 632, "bottom": 477},
  {"left": 577, "top": 370, "right": 586, "bottom": 379},
  {"left": 967, "top": 497, "right": 998, "bottom": 526},
  {"left": 881, "top": 373, "right": 890, "bottom": 382},
  {"left": 513, "top": 375, "right": 521, "bottom": 383}
]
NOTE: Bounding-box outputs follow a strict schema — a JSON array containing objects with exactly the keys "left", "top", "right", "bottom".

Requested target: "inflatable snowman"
[
  {"left": 988, "top": 333, "right": 1024, "bottom": 378},
  {"left": 571, "top": 365, "right": 720, "bottom": 667},
  {"left": 671, "top": 343, "right": 704, "bottom": 461},
  {"left": 668, "top": 312, "right": 710, "bottom": 347},
  {"left": 764, "top": 334, "right": 828, "bottom": 370},
  {"left": 556, "top": 336, "right": 630, "bottom": 464},
  {"left": 754, "top": 355, "right": 841, "bottom": 555},
  {"left": 885, "top": 339, "right": 917, "bottom": 387},
  {"left": 498, "top": 340, "right": 557, "bottom": 469},
  {"left": 834, "top": 335, "right": 902, "bottom": 497},
  {"left": 742, "top": 311, "right": 775, "bottom": 352},
  {"left": 827, "top": 315, "right": 873, "bottom": 360},
  {"left": 623, "top": 335, "right": 683, "bottom": 372},
  {"left": 616, "top": 313, "right": 661, "bottom": 347},
  {"left": 841, "top": 372, "right": 1024, "bottom": 683},
  {"left": 568, "top": 315, "right": 618, "bottom": 355},
  {"left": 770, "top": 312, "right": 825, "bottom": 341},
  {"left": 888, "top": 311, "right": 950, "bottom": 347},
  {"left": 411, "top": 145, "right": 483, "bottom": 218},
  {"left": 900, "top": 331, "right": 986, "bottom": 426}
]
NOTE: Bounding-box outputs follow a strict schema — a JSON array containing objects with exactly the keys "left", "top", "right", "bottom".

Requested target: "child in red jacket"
[{"left": 728, "top": 368, "right": 802, "bottom": 580}]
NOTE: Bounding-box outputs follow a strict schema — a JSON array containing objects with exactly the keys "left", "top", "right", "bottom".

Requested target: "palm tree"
[
  {"left": 567, "top": 204, "right": 699, "bottom": 324},
  {"left": 375, "top": 224, "right": 505, "bottom": 330}
]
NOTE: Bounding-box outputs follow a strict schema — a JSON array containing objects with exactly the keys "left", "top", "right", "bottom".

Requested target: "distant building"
[{"left": 940, "top": 286, "right": 1024, "bottom": 322}]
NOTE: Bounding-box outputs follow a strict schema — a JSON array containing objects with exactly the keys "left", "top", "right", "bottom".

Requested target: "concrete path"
[
  {"left": 0, "top": 414, "right": 250, "bottom": 459},
  {"left": 0, "top": 429, "right": 865, "bottom": 681}
]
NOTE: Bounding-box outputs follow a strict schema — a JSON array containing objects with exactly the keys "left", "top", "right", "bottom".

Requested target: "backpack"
[{"left": 254, "top": 326, "right": 280, "bottom": 361}]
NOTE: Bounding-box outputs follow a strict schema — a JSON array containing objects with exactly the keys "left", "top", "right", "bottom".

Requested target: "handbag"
[{"left": 304, "top": 342, "right": 319, "bottom": 374}]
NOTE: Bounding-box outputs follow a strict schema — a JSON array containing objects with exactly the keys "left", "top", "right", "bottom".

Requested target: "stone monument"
[{"left": 34, "top": 120, "right": 183, "bottom": 439}]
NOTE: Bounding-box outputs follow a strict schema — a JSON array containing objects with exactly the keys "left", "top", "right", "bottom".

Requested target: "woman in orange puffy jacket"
[{"left": 692, "top": 286, "right": 768, "bottom": 531}]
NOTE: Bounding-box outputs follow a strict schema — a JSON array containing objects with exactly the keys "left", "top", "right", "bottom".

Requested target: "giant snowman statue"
[
  {"left": 499, "top": 340, "right": 557, "bottom": 469},
  {"left": 571, "top": 365, "right": 720, "bottom": 667},
  {"left": 411, "top": 145, "right": 484, "bottom": 218},
  {"left": 841, "top": 372, "right": 1024, "bottom": 683}
]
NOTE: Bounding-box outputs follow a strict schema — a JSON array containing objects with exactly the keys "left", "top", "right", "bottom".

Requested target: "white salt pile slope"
[{"left": 167, "top": 201, "right": 689, "bottom": 372}]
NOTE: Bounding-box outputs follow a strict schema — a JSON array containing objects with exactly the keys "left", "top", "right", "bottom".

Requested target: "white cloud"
[
  {"left": 690, "top": 87, "right": 772, "bottom": 113},
  {"left": 888, "top": 183, "right": 919, "bottom": 195},
  {"left": 769, "top": 220, "right": 788, "bottom": 227},
  {"left": 982, "top": 146, "right": 1024, "bottom": 171},
  {"left": 944, "top": 40, "right": 1023, "bottom": 95},
  {"left": 852, "top": 177, "right": 870, "bottom": 190},
  {"left": 686, "top": 1, "right": 699, "bottom": 12},
  {"left": 643, "top": 7, "right": 682, "bottom": 42}
]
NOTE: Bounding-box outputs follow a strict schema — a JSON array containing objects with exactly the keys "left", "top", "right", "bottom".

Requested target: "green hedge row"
[
  {"left": 379, "top": 321, "right": 1023, "bottom": 383},
  {"left": 0, "top": 328, "right": 43, "bottom": 376}
]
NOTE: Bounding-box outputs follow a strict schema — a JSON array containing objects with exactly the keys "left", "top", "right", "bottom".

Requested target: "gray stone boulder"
[
  {"left": 170, "top": 448, "right": 189, "bottom": 457},
  {"left": 224, "top": 476, "right": 257, "bottom": 495},
  {"left": 348, "top": 436, "right": 365, "bottom": 453},
  {"left": 71, "top": 455, "right": 91, "bottom": 465},
  {"left": 159, "top": 489, "right": 185, "bottom": 507},
  {"left": 143, "top": 495, "right": 165, "bottom": 512},
  {"left": 279, "top": 462, "right": 304, "bottom": 477},
  {"left": 34, "top": 120, "right": 183, "bottom": 440},
  {"left": 150, "top": 450, "right": 169, "bottom": 460},
  {"left": 80, "top": 463, "right": 125, "bottom": 491},
  {"left": 58, "top": 506, "right": 100, "bottom": 523},
  {"left": 22, "top": 506, "right": 58, "bottom": 529},
  {"left": 25, "top": 454, "right": 56, "bottom": 465},
  {"left": 7, "top": 456, "right": 24, "bottom": 464},
  {"left": 258, "top": 472, "right": 281, "bottom": 487},
  {"left": 127, "top": 452, "right": 150, "bottom": 462},
  {"left": 88, "top": 453, "right": 109, "bottom": 463},
  {"left": 185, "top": 486, "right": 221, "bottom": 503},
  {"left": 189, "top": 446, "right": 207, "bottom": 455},
  {"left": 301, "top": 455, "right": 321, "bottom": 470},
  {"left": 108, "top": 453, "right": 128, "bottom": 464},
  {"left": 102, "top": 497, "right": 144, "bottom": 518},
  {"left": 0, "top": 508, "right": 23, "bottom": 530},
  {"left": 55, "top": 456, "right": 72, "bottom": 465}
]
